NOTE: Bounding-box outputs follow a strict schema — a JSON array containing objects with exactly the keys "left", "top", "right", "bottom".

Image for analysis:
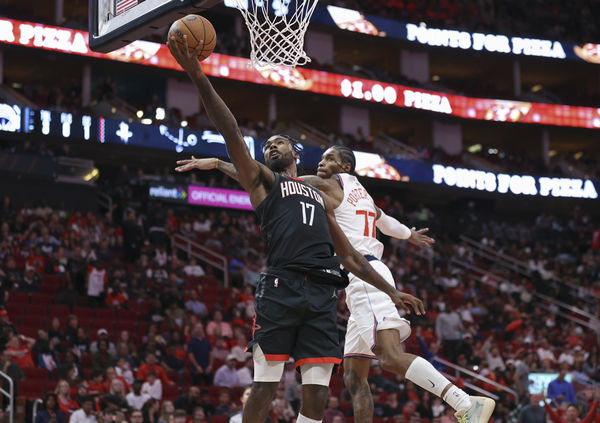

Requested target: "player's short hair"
[{"left": 330, "top": 145, "right": 356, "bottom": 173}]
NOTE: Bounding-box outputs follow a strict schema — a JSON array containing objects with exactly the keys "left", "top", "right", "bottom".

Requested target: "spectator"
[
  {"left": 103, "top": 367, "right": 129, "bottom": 393},
  {"left": 368, "top": 363, "right": 398, "bottom": 393},
  {"left": 5, "top": 333, "right": 35, "bottom": 368},
  {"left": 104, "top": 378, "right": 128, "bottom": 410},
  {"left": 64, "top": 315, "right": 79, "bottom": 346},
  {"left": 213, "top": 390, "right": 231, "bottom": 416},
  {"left": 191, "top": 407, "right": 206, "bottom": 423},
  {"left": 141, "top": 371, "right": 162, "bottom": 400},
  {"left": 229, "top": 387, "right": 251, "bottom": 423},
  {"left": 187, "top": 323, "right": 213, "bottom": 385},
  {"left": 544, "top": 400, "right": 598, "bottom": 423},
  {"left": 162, "top": 345, "right": 184, "bottom": 379},
  {"left": 205, "top": 310, "right": 233, "bottom": 339},
  {"left": 126, "top": 379, "right": 150, "bottom": 411},
  {"left": 90, "top": 329, "right": 116, "bottom": 355},
  {"left": 185, "top": 290, "right": 208, "bottom": 317},
  {"left": 172, "top": 410, "right": 186, "bottom": 423},
  {"left": 137, "top": 353, "right": 172, "bottom": 386},
  {"left": 35, "top": 393, "right": 67, "bottom": 423},
  {"left": 55, "top": 380, "right": 80, "bottom": 416},
  {"left": 19, "top": 265, "right": 41, "bottom": 292},
  {"left": 236, "top": 356, "right": 253, "bottom": 387},
  {"left": 322, "top": 397, "right": 345, "bottom": 423},
  {"left": 131, "top": 410, "right": 144, "bottom": 423},
  {"left": 115, "top": 357, "right": 135, "bottom": 386},
  {"left": 183, "top": 258, "right": 205, "bottom": 277},
  {"left": 158, "top": 400, "right": 175, "bottom": 423},
  {"left": 86, "top": 261, "right": 107, "bottom": 308},
  {"left": 142, "top": 398, "right": 160, "bottom": 423},
  {"left": 518, "top": 394, "right": 546, "bottom": 423},
  {"left": 91, "top": 339, "right": 111, "bottom": 373},
  {"left": 87, "top": 370, "right": 105, "bottom": 396},
  {"left": 435, "top": 307, "right": 464, "bottom": 361},
  {"left": 547, "top": 367, "right": 576, "bottom": 406},
  {"left": 0, "top": 349, "right": 24, "bottom": 405},
  {"left": 213, "top": 355, "right": 239, "bottom": 388},
  {"left": 68, "top": 397, "right": 97, "bottom": 423},
  {"left": 174, "top": 387, "right": 201, "bottom": 415}
]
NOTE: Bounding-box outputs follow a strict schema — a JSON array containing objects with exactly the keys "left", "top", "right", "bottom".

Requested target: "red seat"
[
  {"left": 20, "top": 315, "right": 45, "bottom": 330},
  {"left": 118, "top": 310, "right": 137, "bottom": 321},
  {"left": 115, "top": 320, "right": 137, "bottom": 335},
  {"left": 49, "top": 305, "right": 71, "bottom": 319},
  {"left": 27, "top": 304, "right": 49, "bottom": 317},
  {"left": 43, "top": 274, "right": 60, "bottom": 286},
  {"left": 11, "top": 292, "right": 31, "bottom": 305},
  {"left": 23, "top": 367, "right": 48, "bottom": 379},
  {"left": 210, "top": 417, "right": 228, "bottom": 423},
  {"left": 33, "top": 293, "right": 54, "bottom": 305},
  {"left": 95, "top": 309, "right": 117, "bottom": 320},
  {"left": 74, "top": 306, "right": 95, "bottom": 319},
  {"left": 20, "top": 379, "right": 48, "bottom": 398},
  {"left": 6, "top": 303, "right": 26, "bottom": 318},
  {"left": 163, "top": 384, "right": 180, "bottom": 401}
]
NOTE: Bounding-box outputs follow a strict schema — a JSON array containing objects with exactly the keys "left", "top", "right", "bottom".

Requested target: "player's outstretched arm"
[
  {"left": 323, "top": 194, "right": 425, "bottom": 316},
  {"left": 167, "top": 36, "right": 270, "bottom": 194},
  {"left": 175, "top": 156, "right": 240, "bottom": 182},
  {"left": 375, "top": 207, "right": 435, "bottom": 247}
]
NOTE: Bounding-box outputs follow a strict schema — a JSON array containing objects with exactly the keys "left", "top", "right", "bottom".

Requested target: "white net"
[{"left": 232, "top": 0, "right": 318, "bottom": 68}]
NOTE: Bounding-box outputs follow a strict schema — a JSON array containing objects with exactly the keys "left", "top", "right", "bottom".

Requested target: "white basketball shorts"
[{"left": 344, "top": 258, "right": 411, "bottom": 359}]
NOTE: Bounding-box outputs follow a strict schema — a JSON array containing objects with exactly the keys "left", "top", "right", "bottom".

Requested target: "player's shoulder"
[{"left": 300, "top": 174, "right": 340, "bottom": 192}]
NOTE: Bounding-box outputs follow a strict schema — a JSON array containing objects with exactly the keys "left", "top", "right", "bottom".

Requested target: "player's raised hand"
[
  {"left": 175, "top": 156, "right": 217, "bottom": 173},
  {"left": 167, "top": 34, "right": 204, "bottom": 74},
  {"left": 391, "top": 291, "right": 426, "bottom": 316},
  {"left": 408, "top": 227, "right": 435, "bottom": 247}
]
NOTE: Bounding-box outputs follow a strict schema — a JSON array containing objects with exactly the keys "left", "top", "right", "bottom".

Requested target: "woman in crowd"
[
  {"left": 158, "top": 400, "right": 175, "bottom": 423},
  {"left": 54, "top": 380, "right": 79, "bottom": 417},
  {"left": 35, "top": 393, "right": 67, "bottom": 423}
]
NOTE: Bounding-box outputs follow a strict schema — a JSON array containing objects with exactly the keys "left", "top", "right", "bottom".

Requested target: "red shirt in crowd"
[
  {"left": 545, "top": 401, "right": 599, "bottom": 423},
  {"left": 137, "top": 364, "right": 171, "bottom": 385}
]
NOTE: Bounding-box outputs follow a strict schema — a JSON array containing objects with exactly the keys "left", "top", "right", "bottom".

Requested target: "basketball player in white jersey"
[{"left": 175, "top": 145, "right": 495, "bottom": 423}]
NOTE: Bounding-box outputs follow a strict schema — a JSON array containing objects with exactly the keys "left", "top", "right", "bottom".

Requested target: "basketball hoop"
[{"left": 231, "top": 0, "right": 318, "bottom": 68}]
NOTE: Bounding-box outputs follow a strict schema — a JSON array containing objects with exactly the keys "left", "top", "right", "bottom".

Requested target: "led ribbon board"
[{"left": 1, "top": 18, "right": 600, "bottom": 129}]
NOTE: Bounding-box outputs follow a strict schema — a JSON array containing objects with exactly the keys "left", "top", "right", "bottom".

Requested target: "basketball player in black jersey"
[{"left": 168, "top": 36, "right": 424, "bottom": 423}]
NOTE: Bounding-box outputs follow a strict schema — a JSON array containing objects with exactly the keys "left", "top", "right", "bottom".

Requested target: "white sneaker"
[{"left": 454, "top": 396, "right": 496, "bottom": 423}]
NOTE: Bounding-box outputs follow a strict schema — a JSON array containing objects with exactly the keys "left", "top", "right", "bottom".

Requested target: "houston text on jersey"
[{"left": 280, "top": 180, "right": 325, "bottom": 208}]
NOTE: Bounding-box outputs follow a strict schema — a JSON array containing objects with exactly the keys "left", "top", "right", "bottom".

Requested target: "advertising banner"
[
  {"left": 187, "top": 186, "right": 253, "bottom": 210},
  {"left": 1, "top": 18, "right": 600, "bottom": 130}
]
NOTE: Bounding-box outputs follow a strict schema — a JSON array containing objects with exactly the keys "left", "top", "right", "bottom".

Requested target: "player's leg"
[
  {"left": 242, "top": 344, "right": 285, "bottom": 423},
  {"left": 374, "top": 328, "right": 494, "bottom": 423},
  {"left": 294, "top": 280, "right": 343, "bottom": 423},
  {"left": 299, "top": 363, "right": 335, "bottom": 421},
  {"left": 342, "top": 356, "right": 373, "bottom": 423}
]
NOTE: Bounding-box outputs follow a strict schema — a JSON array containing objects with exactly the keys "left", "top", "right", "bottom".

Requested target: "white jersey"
[{"left": 334, "top": 173, "right": 384, "bottom": 260}]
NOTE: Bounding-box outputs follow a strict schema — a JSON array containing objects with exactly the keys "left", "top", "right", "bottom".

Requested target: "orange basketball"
[{"left": 169, "top": 14, "right": 216, "bottom": 62}]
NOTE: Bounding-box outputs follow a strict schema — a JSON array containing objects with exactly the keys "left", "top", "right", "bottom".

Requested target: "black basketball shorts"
[{"left": 247, "top": 269, "right": 342, "bottom": 368}]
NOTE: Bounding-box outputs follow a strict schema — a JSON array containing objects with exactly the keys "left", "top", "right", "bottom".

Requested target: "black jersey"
[{"left": 255, "top": 173, "right": 346, "bottom": 286}]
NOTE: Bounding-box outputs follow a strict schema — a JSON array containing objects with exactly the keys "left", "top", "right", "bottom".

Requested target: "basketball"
[{"left": 168, "top": 15, "right": 216, "bottom": 62}]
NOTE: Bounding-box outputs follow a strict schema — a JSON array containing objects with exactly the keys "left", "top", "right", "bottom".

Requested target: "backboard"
[{"left": 89, "top": 0, "right": 222, "bottom": 53}]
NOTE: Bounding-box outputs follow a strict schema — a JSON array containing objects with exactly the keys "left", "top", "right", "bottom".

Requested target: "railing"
[
  {"left": 172, "top": 233, "right": 229, "bottom": 287},
  {"left": 432, "top": 356, "right": 518, "bottom": 402},
  {"left": 54, "top": 157, "right": 96, "bottom": 185},
  {"left": 0, "top": 369, "right": 14, "bottom": 423},
  {"left": 32, "top": 399, "right": 43, "bottom": 423},
  {"left": 98, "top": 192, "right": 113, "bottom": 215},
  {"left": 459, "top": 235, "right": 598, "bottom": 304}
]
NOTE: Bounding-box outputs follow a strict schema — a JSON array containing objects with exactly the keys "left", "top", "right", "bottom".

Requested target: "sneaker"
[{"left": 454, "top": 396, "right": 496, "bottom": 423}]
